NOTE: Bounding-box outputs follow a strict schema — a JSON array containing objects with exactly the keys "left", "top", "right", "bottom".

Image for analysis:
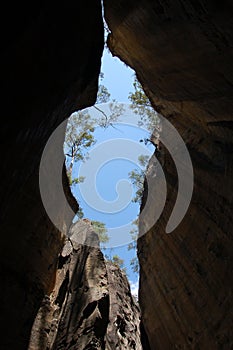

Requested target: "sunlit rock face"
[
  {"left": 29, "top": 220, "right": 143, "bottom": 350},
  {"left": 104, "top": 1, "right": 233, "bottom": 348},
  {"left": 0, "top": 2, "right": 104, "bottom": 349}
]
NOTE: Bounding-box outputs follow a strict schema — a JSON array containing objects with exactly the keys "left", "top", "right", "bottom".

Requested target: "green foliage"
[
  {"left": 76, "top": 207, "right": 84, "bottom": 219},
  {"left": 128, "top": 153, "right": 150, "bottom": 203},
  {"left": 91, "top": 220, "right": 109, "bottom": 244},
  {"left": 127, "top": 78, "right": 162, "bottom": 274},
  {"left": 127, "top": 77, "right": 162, "bottom": 274},
  {"left": 130, "top": 257, "right": 139, "bottom": 273},
  {"left": 71, "top": 176, "right": 85, "bottom": 185},
  {"left": 67, "top": 172, "right": 72, "bottom": 186},
  {"left": 65, "top": 74, "right": 124, "bottom": 185},
  {"left": 67, "top": 173, "right": 85, "bottom": 187},
  {"left": 94, "top": 72, "right": 125, "bottom": 128},
  {"left": 65, "top": 110, "right": 96, "bottom": 165},
  {"left": 128, "top": 80, "right": 160, "bottom": 204},
  {"left": 128, "top": 168, "right": 145, "bottom": 203},
  {"left": 128, "top": 219, "right": 138, "bottom": 251},
  {"left": 128, "top": 154, "right": 151, "bottom": 203},
  {"left": 128, "top": 218, "right": 139, "bottom": 244},
  {"left": 111, "top": 255, "right": 127, "bottom": 273},
  {"left": 112, "top": 254, "right": 124, "bottom": 268},
  {"left": 138, "top": 154, "right": 150, "bottom": 167},
  {"left": 97, "top": 84, "right": 110, "bottom": 103},
  {"left": 129, "top": 77, "right": 151, "bottom": 110},
  {"left": 94, "top": 101, "right": 124, "bottom": 129},
  {"left": 104, "top": 253, "right": 127, "bottom": 274},
  {"left": 128, "top": 75, "right": 160, "bottom": 132},
  {"left": 64, "top": 75, "right": 124, "bottom": 249},
  {"left": 128, "top": 218, "right": 139, "bottom": 274}
]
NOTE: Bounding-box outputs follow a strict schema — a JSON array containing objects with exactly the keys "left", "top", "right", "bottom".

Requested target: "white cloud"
[{"left": 129, "top": 279, "right": 139, "bottom": 298}]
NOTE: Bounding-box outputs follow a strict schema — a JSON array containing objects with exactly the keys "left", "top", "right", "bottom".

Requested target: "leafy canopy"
[
  {"left": 128, "top": 75, "right": 160, "bottom": 133},
  {"left": 127, "top": 76, "right": 161, "bottom": 274},
  {"left": 91, "top": 220, "right": 109, "bottom": 244},
  {"left": 64, "top": 73, "right": 124, "bottom": 188},
  {"left": 128, "top": 154, "right": 149, "bottom": 203}
]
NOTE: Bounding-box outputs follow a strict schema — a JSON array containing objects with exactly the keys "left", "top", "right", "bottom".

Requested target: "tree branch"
[{"left": 93, "top": 105, "right": 108, "bottom": 126}]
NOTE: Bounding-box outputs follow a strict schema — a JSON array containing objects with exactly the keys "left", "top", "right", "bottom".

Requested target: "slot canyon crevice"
[{"left": 0, "top": 1, "right": 232, "bottom": 349}]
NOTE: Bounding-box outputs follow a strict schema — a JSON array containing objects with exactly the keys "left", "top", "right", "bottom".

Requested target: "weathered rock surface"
[
  {"left": 104, "top": 1, "right": 233, "bottom": 348},
  {"left": 0, "top": 2, "right": 104, "bottom": 349},
  {"left": 2, "top": 1, "right": 233, "bottom": 350},
  {"left": 105, "top": 262, "right": 142, "bottom": 350},
  {"left": 29, "top": 220, "right": 143, "bottom": 350}
]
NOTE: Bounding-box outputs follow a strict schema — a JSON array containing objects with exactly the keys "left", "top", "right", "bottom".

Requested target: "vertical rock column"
[
  {"left": 29, "top": 220, "right": 143, "bottom": 350},
  {"left": 105, "top": 262, "right": 142, "bottom": 350}
]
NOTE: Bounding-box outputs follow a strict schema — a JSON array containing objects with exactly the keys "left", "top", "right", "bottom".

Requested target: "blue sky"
[
  {"left": 69, "top": 48, "right": 153, "bottom": 294},
  {"left": 101, "top": 49, "right": 135, "bottom": 102}
]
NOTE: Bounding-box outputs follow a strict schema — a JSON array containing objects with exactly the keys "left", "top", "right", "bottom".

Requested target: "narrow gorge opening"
[
  {"left": 2, "top": 1, "right": 232, "bottom": 349},
  {"left": 29, "top": 7, "right": 162, "bottom": 349},
  {"left": 63, "top": 26, "right": 160, "bottom": 300},
  {"left": 30, "top": 40, "right": 160, "bottom": 349}
]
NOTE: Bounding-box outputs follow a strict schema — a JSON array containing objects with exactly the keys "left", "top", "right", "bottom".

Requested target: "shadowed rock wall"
[
  {"left": 104, "top": 1, "right": 233, "bottom": 348},
  {"left": 0, "top": 2, "right": 104, "bottom": 349}
]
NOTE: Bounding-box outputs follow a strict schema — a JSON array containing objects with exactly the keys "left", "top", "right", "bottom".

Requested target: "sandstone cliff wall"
[{"left": 104, "top": 1, "right": 233, "bottom": 348}]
